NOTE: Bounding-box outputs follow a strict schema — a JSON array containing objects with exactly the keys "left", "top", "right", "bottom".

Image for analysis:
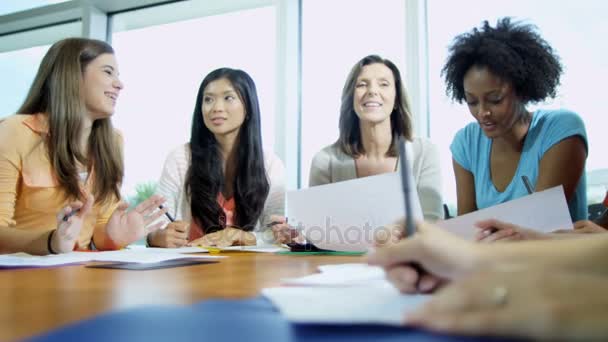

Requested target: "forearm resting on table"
[{"left": 0, "top": 227, "right": 53, "bottom": 255}]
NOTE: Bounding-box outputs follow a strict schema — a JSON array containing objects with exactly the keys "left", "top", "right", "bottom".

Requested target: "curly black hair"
[{"left": 441, "top": 17, "right": 562, "bottom": 104}]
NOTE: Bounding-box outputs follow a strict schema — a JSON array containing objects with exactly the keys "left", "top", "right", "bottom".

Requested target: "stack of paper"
[{"left": 263, "top": 263, "right": 430, "bottom": 325}]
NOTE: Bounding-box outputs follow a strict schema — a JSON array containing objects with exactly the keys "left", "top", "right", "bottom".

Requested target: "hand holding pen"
[
  {"left": 268, "top": 215, "right": 304, "bottom": 244},
  {"left": 51, "top": 194, "right": 95, "bottom": 253},
  {"left": 368, "top": 221, "right": 474, "bottom": 294},
  {"left": 146, "top": 205, "right": 189, "bottom": 248}
]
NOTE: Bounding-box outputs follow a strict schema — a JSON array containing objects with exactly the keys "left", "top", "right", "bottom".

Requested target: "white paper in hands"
[
  {"left": 287, "top": 171, "right": 423, "bottom": 252},
  {"left": 437, "top": 186, "right": 573, "bottom": 239}
]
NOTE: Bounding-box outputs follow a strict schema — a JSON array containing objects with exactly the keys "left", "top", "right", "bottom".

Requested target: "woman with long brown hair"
[{"left": 0, "top": 38, "right": 165, "bottom": 254}]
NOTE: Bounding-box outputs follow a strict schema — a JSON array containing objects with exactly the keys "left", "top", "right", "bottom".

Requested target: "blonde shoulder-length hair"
[{"left": 18, "top": 37, "right": 123, "bottom": 204}]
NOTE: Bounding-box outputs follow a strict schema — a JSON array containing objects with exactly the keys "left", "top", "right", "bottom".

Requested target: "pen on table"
[
  {"left": 158, "top": 205, "right": 175, "bottom": 222},
  {"left": 521, "top": 175, "right": 534, "bottom": 195}
]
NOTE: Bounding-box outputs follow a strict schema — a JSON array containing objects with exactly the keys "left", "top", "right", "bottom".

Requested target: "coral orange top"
[
  {"left": 0, "top": 113, "right": 120, "bottom": 249},
  {"left": 188, "top": 193, "right": 235, "bottom": 241}
]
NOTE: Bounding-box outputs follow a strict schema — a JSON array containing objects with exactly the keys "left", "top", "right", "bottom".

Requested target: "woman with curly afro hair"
[{"left": 445, "top": 18, "right": 588, "bottom": 241}]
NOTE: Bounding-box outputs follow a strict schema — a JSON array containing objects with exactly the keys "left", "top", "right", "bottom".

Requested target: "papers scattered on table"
[
  {"left": 210, "top": 245, "right": 287, "bottom": 253},
  {"left": 126, "top": 246, "right": 209, "bottom": 254},
  {"left": 128, "top": 244, "right": 286, "bottom": 254},
  {"left": 263, "top": 284, "right": 429, "bottom": 325},
  {"left": 0, "top": 250, "right": 224, "bottom": 268},
  {"left": 86, "top": 250, "right": 223, "bottom": 263},
  {"left": 263, "top": 263, "right": 430, "bottom": 325},
  {"left": 281, "top": 263, "right": 385, "bottom": 286},
  {"left": 437, "top": 186, "right": 573, "bottom": 240},
  {"left": 287, "top": 170, "right": 423, "bottom": 252},
  {"left": 0, "top": 252, "right": 92, "bottom": 267}
]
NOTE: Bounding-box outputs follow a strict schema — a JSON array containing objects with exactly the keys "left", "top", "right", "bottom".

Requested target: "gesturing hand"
[{"left": 105, "top": 195, "right": 167, "bottom": 248}]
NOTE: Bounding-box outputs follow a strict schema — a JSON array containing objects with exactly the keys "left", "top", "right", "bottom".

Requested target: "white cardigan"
[
  {"left": 156, "top": 144, "right": 285, "bottom": 232},
  {"left": 309, "top": 137, "right": 444, "bottom": 221}
]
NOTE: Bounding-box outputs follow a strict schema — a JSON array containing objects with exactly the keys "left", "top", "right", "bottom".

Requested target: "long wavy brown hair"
[{"left": 18, "top": 38, "right": 123, "bottom": 204}]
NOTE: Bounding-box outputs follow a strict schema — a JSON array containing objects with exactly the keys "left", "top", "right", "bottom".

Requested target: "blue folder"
[{"left": 27, "top": 297, "right": 520, "bottom": 342}]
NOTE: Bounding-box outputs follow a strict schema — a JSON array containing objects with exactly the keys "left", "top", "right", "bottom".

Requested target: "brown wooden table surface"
[{"left": 0, "top": 252, "right": 364, "bottom": 341}]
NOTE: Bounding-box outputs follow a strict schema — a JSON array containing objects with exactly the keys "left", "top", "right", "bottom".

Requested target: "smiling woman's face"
[
  {"left": 82, "top": 53, "right": 123, "bottom": 121},
  {"left": 352, "top": 63, "right": 396, "bottom": 125}
]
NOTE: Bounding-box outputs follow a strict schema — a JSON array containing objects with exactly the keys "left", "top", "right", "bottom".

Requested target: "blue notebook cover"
[{"left": 28, "top": 297, "right": 521, "bottom": 342}]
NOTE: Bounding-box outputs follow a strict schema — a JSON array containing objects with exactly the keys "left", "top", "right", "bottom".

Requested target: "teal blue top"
[{"left": 450, "top": 109, "right": 588, "bottom": 221}]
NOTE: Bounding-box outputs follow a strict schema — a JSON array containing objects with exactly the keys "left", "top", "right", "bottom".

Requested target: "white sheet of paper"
[
  {"left": 263, "top": 281, "right": 430, "bottom": 325},
  {"left": 438, "top": 186, "right": 573, "bottom": 240},
  {"left": 0, "top": 252, "right": 93, "bottom": 267},
  {"left": 287, "top": 171, "right": 423, "bottom": 252},
  {"left": 127, "top": 246, "right": 209, "bottom": 254},
  {"left": 282, "top": 263, "right": 385, "bottom": 286},
  {"left": 0, "top": 250, "right": 224, "bottom": 268},
  {"left": 83, "top": 250, "right": 224, "bottom": 263}
]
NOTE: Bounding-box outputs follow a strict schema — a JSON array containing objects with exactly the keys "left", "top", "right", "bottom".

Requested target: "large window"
[
  {"left": 300, "top": 0, "right": 407, "bottom": 187},
  {"left": 427, "top": 0, "right": 608, "bottom": 207},
  {"left": 0, "top": 45, "right": 49, "bottom": 118},
  {"left": 0, "top": 22, "right": 81, "bottom": 118},
  {"left": 0, "top": 0, "right": 69, "bottom": 16},
  {"left": 110, "top": 4, "right": 277, "bottom": 198}
]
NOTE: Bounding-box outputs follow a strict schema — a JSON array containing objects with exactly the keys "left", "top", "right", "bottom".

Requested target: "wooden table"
[{"left": 0, "top": 252, "right": 364, "bottom": 341}]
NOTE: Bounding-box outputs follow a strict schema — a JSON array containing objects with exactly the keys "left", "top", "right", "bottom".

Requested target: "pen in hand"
[
  {"left": 398, "top": 137, "right": 426, "bottom": 290},
  {"left": 158, "top": 205, "right": 175, "bottom": 222},
  {"left": 266, "top": 216, "right": 287, "bottom": 228},
  {"left": 62, "top": 208, "right": 81, "bottom": 222}
]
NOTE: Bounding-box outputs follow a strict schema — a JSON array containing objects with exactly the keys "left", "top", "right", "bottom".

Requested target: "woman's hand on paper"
[
  {"left": 269, "top": 215, "right": 305, "bottom": 244},
  {"left": 187, "top": 227, "right": 256, "bottom": 248},
  {"left": 475, "top": 219, "right": 548, "bottom": 242},
  {"left": 148, "top": 220, "right": 189, "bottom": 248},
  {"left": 553, "top": 220, "right": 607, "bottom": 235}
]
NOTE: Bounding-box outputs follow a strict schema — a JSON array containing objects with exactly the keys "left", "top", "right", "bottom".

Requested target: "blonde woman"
[{"left": 271, "top": 55, "right": 443, "bottom": 244}]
